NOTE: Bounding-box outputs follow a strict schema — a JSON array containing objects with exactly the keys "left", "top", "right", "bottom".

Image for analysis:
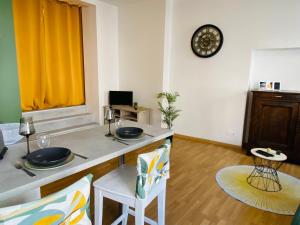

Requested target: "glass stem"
[
  {"left": 26, "top": 135, "right": 30, "bottom": 155},
  {"left": 108, "top": 121, "right": 111, "bottom": 135}
]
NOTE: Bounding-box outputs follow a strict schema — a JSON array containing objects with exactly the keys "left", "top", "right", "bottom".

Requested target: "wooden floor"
[{"left": 42, "top": 137, "right": 300, "bottom": 225}]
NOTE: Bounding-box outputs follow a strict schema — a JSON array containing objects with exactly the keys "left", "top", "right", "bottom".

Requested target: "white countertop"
[{"left": 0, "top": 121, "right": 173, "bottom": 201}]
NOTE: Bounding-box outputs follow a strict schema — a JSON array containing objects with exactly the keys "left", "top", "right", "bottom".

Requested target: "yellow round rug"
[{"left": 216, "top": 165, "right": 300, "bottom": 215}]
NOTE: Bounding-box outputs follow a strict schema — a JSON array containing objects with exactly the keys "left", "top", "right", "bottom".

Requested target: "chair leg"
[
  {"left": 135, "top": 200, "right": 145, "bottom": 225},
  {"left": 122, "top": 204, "right": 129, "bottom": 225},
  {"left": 94, "top": 188, "right": 103, "bottom": 225},
  {"left": 158, "top": 189, "right": 166, "bottom": 225}
]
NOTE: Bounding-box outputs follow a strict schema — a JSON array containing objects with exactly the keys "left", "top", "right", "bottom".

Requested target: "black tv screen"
[{"left": 109, "top": 91, "right": 133, "bottom": 106}]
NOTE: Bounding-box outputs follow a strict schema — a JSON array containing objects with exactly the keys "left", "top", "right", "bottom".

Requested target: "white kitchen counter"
[{"left": 0, "top": 121, "right": 173, "bottom": 204}]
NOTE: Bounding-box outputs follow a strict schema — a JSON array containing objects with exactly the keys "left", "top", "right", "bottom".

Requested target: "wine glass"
[
  {"left": 114, "top": 118, "right": 123, "bottom": 132},
  {"left": 105, "top": 107, "right": 114, "bottom": 137},
  {"left": 19, "top": 117, "right": 35, "bottom": 158},
  {"left": 36, "top": 134, "right": 50, "bottom": 149}
]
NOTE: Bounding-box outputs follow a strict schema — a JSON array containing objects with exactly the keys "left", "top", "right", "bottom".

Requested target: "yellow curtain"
[{"left": 13, "top": 0, "right": 85, "bottom": 111}]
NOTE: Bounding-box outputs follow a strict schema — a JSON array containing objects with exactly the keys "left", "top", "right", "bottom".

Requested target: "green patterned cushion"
[
  {"left": 0, "top": 174, "right": 93, "bottom": 225},
  {"left": 136, "top": 140, "right": 171, "bottom": 199}
]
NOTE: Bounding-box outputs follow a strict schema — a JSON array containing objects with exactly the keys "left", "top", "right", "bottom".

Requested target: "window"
[{"left": 13, "top": 0, "right": 85, "bottom": 111}]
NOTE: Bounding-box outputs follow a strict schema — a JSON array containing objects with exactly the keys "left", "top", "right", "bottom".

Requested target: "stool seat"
[
  {"left": 94, "top": 165, "right": 166, "bottom": 209},
  {"left": 94, "top": 165, "right": 136, "bottom": 201},
  {"left": 94, "top": 140, "right": 171, "bottom": 225}
]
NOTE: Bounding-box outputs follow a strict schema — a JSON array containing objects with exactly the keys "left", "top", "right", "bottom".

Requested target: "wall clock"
[{"left": 191, "top": 24, "right": 223, "bottom": 58}]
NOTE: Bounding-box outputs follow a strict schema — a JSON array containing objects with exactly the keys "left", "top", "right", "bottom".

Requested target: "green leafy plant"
[{"left": 157, "top": 92, "right": 181, "bottom": 129}]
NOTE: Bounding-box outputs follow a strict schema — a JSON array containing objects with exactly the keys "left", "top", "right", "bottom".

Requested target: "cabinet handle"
[{"left": 274, "top": 95, "right": 283, "bottom": 98}]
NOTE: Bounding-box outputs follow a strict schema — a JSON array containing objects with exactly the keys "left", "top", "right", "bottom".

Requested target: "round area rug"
[{"left": 216, "top": 165, "right": 300, "bottom": 215}]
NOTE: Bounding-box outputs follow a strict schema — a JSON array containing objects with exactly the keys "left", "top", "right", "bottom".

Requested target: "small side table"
[{"left": 247, "top": 148, "right": 287, "bottom": 192}]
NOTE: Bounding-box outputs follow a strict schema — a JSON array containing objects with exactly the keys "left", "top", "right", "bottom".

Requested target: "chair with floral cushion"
[
  {"left": 0, "top": 174, "right": 93, "bottom": 225},
  {"left": 93, "top": 139, "right": 171, "bottom": 225}
]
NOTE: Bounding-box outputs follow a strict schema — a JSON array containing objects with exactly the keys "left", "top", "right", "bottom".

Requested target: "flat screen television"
[{"left": 109, "top": 91, "right": 133, "bottom": 106}]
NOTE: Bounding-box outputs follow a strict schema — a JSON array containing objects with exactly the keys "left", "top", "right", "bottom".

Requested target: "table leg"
[
  {"left": 247, "top": 156, "right": 283, "bottom": 192},
  {"left": 167, "top": 135, "right": 173, "bottom": 143},
  {"left": 119, "top": 154, "right": 125, "bottom": 166},
  {"left": 118, "top": 154, "right": 125, "bottom": 214}
]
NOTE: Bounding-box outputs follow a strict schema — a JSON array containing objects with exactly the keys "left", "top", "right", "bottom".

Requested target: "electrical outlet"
[{"left": 226, "top": 131, "right": 236, "bottom": 137}]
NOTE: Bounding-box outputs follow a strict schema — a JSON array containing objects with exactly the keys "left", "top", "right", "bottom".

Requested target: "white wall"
[
  {"left": 250, "top": 48, "right": 300, "bottom": 91},
  {"left": 162, "top": 0, "right": 173, "bottom": 92},
  {"left": 118, "top": 0, "right": 165, "bottom": 126},
  {"left": 96, "top": 1, "right": 119, "bottom": 124},
  {"left": 82, "top": 3, "right": 100, "bottom": 122},
  {"left": 169, "top": 0, "right": 300, "bottom": 145}
]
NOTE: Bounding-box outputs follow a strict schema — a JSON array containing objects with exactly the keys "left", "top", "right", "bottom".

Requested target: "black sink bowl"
[
  {"left": 116, "top": 127, "right": 143, "bottom": 139},
  {"left": 27, "top": 147, "right": 71, "bottom": 167}
]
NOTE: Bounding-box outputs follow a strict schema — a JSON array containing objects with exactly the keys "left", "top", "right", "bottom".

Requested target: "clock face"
[{"left": 191, "top": 24, "right": 223, "bottom": 58}]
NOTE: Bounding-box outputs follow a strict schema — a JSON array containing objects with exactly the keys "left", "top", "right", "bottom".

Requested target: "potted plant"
[{"left": 157, "top": 92, "right": 181, "bottom": 130}]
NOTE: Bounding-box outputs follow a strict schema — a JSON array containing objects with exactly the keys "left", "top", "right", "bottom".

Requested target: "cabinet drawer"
[{"left": 253, "top": 91, "right": 300, "bottom": 102}]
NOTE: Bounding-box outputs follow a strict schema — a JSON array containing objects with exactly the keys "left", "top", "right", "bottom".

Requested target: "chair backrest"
[
  {"left": 0, "top": 174, "right": 93, "bottom": 225},
  {"left": 291, "top": 204, "right": 300, "bottom": 225},
  {"left": 136, "top": 139, "right": 171, "bottom": 199}
]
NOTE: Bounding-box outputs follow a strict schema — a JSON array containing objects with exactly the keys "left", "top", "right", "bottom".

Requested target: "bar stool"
[{"left": 93, "top": 140, "right": 171, "bottom": 225}]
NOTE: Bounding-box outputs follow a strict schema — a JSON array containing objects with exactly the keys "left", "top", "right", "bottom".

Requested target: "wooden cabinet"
[{"left": 243, "top": 90, "right": 300, "bottom": 164}]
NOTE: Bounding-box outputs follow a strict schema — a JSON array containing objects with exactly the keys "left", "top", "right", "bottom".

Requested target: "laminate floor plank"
[{"left": 42, "top": 137, "right": 300, "bottom": 225}]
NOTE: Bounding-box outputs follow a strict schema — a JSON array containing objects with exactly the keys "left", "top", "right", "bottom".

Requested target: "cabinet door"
[
  {"left": 293, "top": 131, "right": 300, "bottom": 163},
  {"left": 250, "top": 99, "right": 298, "bottom": 153}
]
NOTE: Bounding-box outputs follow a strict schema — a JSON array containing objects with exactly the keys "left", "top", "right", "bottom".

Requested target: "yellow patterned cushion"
[
  {"left": 136, "top": 140, "right": 171, "bottom": 199},
  {"left": 0, "top": 174, "right": 93, "bottom": 225}
]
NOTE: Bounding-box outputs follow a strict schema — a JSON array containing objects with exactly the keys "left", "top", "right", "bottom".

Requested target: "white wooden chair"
[{"left": 93, "top": 140, "right": 171, "bottom": 225}]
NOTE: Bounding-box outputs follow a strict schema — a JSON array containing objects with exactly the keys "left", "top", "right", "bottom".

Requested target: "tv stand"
[{"left": 104, "top": 105, "right": 150, "bottom": 125}]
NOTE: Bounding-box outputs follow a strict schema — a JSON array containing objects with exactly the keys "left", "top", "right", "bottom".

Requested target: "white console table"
[{"left": 104, "top": 105, "right": 151, "bottom": 125}]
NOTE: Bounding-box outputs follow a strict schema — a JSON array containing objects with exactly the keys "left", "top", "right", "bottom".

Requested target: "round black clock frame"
[{"left": 191, "top": 24, "right": 223, "bottom": 58}]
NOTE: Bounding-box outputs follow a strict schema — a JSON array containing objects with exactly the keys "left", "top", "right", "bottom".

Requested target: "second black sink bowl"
[{"left": 116, "top": 127, "right": 143, "bottom": 139}]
